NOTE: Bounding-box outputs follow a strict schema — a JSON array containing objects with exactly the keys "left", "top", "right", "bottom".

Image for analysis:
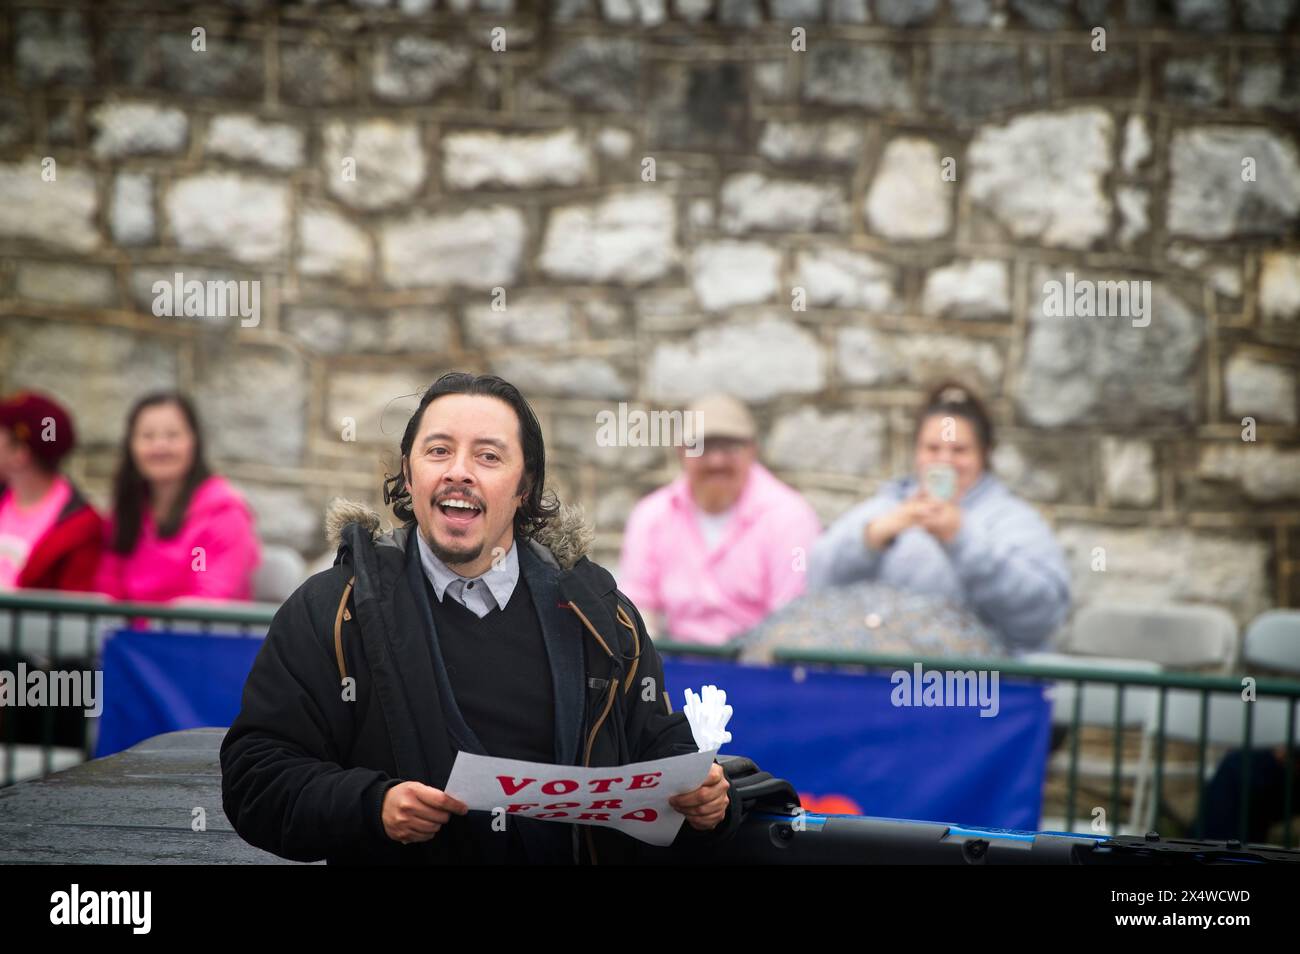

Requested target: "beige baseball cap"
[{"left": 685, "top": 393, "right": 757, "bottom": 442}]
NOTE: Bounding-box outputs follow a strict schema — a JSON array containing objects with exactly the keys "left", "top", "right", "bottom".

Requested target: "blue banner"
[
  {"left": 94, "top": 629, "right": 264, "bottom": 759},
  {"left": 663, "top": 657, "right": 1051, "bottom": 831},
  {"left": 93, "top": 630, "right": 1051, "bottom": 831}
]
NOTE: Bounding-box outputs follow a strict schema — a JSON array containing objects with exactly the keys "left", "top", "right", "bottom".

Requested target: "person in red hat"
[{"left": 0, "top": 391, "right": 104, "bottom": 592}]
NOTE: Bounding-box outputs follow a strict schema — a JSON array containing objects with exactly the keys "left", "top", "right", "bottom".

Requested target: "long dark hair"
[
  {"left": 914, "top": 381, "right": 996, "bottom": 461},
  {"left": 383, "top": 372, "right": 559, "bottom": 539},
  {"left": 110, "top": 392, "right": 212, "bottom": 554}
]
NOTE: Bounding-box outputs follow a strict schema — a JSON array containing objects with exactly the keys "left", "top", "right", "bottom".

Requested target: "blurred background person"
[
  {"left": 0, "top": 391, "right": 103, "bottom": 592},
  {"left": 1201, "top": 745, "right": 1300, "bottom": 845},
  {"left": 808, "top": 382, "right": 1069, "bottom": 652},
  {"left": 618, "top": 393, "right": 821, "bottom": 646},
  {"left": 95, "top": 392, "right": 261, "bottom": 603}
]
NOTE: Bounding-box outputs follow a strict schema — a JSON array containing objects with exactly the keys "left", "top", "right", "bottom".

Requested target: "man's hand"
[
  {"left": 669, "top": 762, "right": 730, "bottom": 831},
  {"left": 382, "top": 781, "right": 469, "bottom": 844}
]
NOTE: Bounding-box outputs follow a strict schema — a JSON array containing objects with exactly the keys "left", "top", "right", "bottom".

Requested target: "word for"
[{"left": 493, "top": 771, "right": 664, "bottom": 822}]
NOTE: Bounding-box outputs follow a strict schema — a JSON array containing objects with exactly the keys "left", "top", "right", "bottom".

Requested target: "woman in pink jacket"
[{"left": 95, "top": 393, "right": 261, "bottom": 603}]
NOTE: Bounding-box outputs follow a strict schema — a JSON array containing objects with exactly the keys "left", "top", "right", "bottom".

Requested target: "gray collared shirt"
[{"left": 416, "top": 531, "right": 520, "bottom": 619}]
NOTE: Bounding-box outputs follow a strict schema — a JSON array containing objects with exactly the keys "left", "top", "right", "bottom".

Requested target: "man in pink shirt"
[{"left": 617, "top": 394, "right": 821, "bottom": 646}]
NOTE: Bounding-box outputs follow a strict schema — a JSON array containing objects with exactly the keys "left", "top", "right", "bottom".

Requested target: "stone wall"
[{"left": 1, "top": 0, "right": 1298, "bottom": 634}]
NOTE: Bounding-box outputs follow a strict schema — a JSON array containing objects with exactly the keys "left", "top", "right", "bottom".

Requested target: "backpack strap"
[
  {"left": 614, "top": 602, "right": 641, "bottom": 696},
  {"left": 333, "top": 575, "right": 356, "bottom": 681},
  {"left": 570, "top": 593, "right": 645, "bottom": 698}
]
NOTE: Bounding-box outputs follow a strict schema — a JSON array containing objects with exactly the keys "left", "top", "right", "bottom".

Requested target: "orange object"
[{"left": 799, "top": 793, "right": 863, "bottom": 815}]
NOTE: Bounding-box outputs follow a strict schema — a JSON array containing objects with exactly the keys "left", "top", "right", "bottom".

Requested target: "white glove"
[{"left": 682, "top": 684, "right": 733, "bottom": 753}]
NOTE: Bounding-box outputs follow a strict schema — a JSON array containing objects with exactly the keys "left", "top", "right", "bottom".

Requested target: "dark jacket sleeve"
[
  {"left": 220, "top": 571, "right": 399, "bottom": 862},
  {"left": 616, "top": 592, "right": 744, "bottom": 850}
]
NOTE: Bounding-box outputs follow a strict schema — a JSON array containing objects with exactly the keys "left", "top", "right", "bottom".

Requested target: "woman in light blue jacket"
[{"left": 808, "top": 382, "right": 1071, "bottom": 652}]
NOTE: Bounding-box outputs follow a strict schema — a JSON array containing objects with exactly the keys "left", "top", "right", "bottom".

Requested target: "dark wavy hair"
[
  {"left": 383, "top": 372, "right": 559, "bottom": 539},
  {"left": 914, "top": 381, "right": 996, "bottom": 462},
  {"left": 110, "top": 392, "right": 213, "bottom": 554}
]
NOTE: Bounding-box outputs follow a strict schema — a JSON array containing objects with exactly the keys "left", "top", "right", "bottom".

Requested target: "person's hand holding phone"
[
  {"left": 867, "top": 465, "right": 965, "bottom": 550},
  {"left": 916, "top": 496, "right": 962, "bottom": 544},
  {"left": 865, "top": 492, "right": 930, "bottom": 551},
  {"left": 916, "top": 464, "right": 963, "bottom": 544}
]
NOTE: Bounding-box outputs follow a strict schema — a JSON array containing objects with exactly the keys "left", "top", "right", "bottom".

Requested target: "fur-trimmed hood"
[{"left": 323, "top": 497, "right": 595, "bottom": 571}]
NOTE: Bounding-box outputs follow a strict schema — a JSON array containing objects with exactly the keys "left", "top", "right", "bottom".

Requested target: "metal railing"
[
  {"left": 765, "top": 647, "right": 1300, "bottom": 848},
  {"left": 0, "top": 590, "right": 276, "bottom": 785},
  {"left": 4, "top": 593, "right": 1298, "bottom": 847}
]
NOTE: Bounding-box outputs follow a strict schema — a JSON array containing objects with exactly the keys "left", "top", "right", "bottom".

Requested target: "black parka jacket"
[{"left": 220, "top": 499, "right": 743, "bottom": 864}]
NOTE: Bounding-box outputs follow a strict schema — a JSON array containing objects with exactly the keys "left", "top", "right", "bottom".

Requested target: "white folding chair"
[
  {"left": 1050, "top": 603, "right": 1240, "bottom": 834},
  {"left": 1117, "top": 609, "right": 1300, "bottom": 834},
  {"left": 1023, "top": 651, "right": 1162, "bottom": 836},
  {"left": 1064, "top": 603, "right": 1239, "bottom": 672},
  {"left": 1243, "top": 610, "right": 1300, "bottom": 675},
  {"left": 251, "top": 545, "right": 307, "bottom": 605}
]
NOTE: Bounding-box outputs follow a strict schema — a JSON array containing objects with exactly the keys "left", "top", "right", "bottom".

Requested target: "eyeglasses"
[{"left": 697, "top": 438, "right": 752, "bottom": 456}]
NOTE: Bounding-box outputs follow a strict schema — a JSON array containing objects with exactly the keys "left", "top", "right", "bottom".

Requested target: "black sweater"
[{"left": 424, "top": 573, "right": 556, "bottom": 766}]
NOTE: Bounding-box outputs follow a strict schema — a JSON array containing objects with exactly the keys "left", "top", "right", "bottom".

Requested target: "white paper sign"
[{"left": 444, "top": 748, "right": 719, "bottom": 847}]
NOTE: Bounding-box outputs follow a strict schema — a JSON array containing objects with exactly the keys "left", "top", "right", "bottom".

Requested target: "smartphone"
[{"left": 923, "top": 463, "right": 957, "bottom": 502}]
